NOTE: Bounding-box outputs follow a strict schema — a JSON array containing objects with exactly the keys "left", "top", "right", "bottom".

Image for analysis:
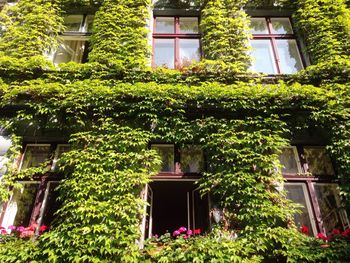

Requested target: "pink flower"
[
  {"left": 8, "top": 225, "right": 16, "bottom": 231},
  {"left": 186, "top": 230, "right": 193, "bottom": 236},
  {"left": 194, "top": 229, "right": 201, "bottom": 235},
  {"left": 316, "top": 233, "right": 328, "bottom": 241},
  {"left": 300, "top": 225, "right": 309, "bottom": 235},
  {"left": 17, "top": 226, "right": 25, "bottom": 232},
  {"left": 172, "top": 230, "right": 180, "bottom": 237},
  {"left": 0, "top": 229, "right": 7, "bottom": 235},
  {"left": 178, "top": 227, "right": 187, "bottom": 233},
  {"left": 183, "top": 235, "right": 188, "bottom": 239},
  {"left": 20, "top": 230, "right": 34, "bottom": 238}
]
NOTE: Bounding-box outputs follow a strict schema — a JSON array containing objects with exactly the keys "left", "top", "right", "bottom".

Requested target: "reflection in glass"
[
  {"left": 279, "top": 147, "right": 301, "bottom": 174},
  {"left": 52, "top": 145, "right": 71, "bottom": 171},
  {"left": 314, "top": 184, "right": 349, "bottom": 235},
  {"left": 151, "top": 145, "right": 174, "bottom": 172},
  {"left": 85, "top": 15, "right": 94, "bottom": 32},
  {"left": 21, "top": 145, "right": 51, "bottom": 170},
  {"left": 179, "top": 17, "right": 198, "bottom": 33},
  {"left": 179, "top": 39, "right": 200, "bottom": 67},
  {"left": 64, "top": 15, "right": 83, "bottom": 32},
  {"left": 180, "top": 145, "right": 204, "bottom": 173},
  {"left": 155, "top": 17, "right": 174, "bottom": 33},
  {"left": 40, "top": 182, "right": 60, "bottom": 227},
  {"left": 153, "top": 39, "right": 175, "bottom": 68},
  {"left": 271, "top": 18, "right": 293, "bottom": 34},
  {"left": 304, "top": 147, "right": 334, "bottom": 176},
  {"left": 3, "top": 183, "right": 40, "bottom": 227},
  {"left": 53, "top": 40, "right": 86, "bottom": 64},
  {"left": 276, "top": 40, "right": 303, "bottom": 74},
  {"left": 285, "top": 184, "right": 316, "bottom": 235},
  {"left": 250, "top": 18, "right": 268, "bottom": 34},
  {"left": 250, "top": 39, "right": 277, "bottom": 74}
]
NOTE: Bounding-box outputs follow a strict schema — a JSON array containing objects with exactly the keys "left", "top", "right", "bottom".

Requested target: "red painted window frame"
[
  {"left": 251, "top": 17, "right": 305, "bottom": 74},
  {"left": 152, "top": 16, "right": 201, "bottom": 69}
]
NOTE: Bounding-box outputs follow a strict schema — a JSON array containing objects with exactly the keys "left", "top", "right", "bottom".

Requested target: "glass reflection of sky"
[
  {"left": 179, "top": 39, "right": 200, "bottom": 65},
  {"left": 250, "top": 40, "right": 276, "bottom": 74},
  {"left": 277, "top": 40, "right": 303, "bottom": 74},
  {"left": 154, "top": 39, "right": 175, "bottom": 68}
]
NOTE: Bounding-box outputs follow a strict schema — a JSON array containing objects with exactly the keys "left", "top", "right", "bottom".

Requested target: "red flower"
[
  {"left": 194, "top": 229, "right": 201, "bottom": 235},
  {"left": 316, "top": 233, "right": 328, "bottom": 241},
  {"left": 300, "top": 225, "right": 309, "bottom": 235},
  {"left": 341, "top": 228, "right": 350, "bottom": 237},
  {"left": 332, "top": 229, "right": 341, "bottom": 235},
  {"left": 39, "top": 225, "right": 48, "bottom": 233}
]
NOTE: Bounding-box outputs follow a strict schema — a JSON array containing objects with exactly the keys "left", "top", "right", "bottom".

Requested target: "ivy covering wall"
[{"left": 0, "top": 0, "right": 349, "bottom": 262}]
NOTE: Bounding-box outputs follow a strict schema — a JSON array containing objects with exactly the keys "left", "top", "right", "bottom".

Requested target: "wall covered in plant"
[{"left": 0, "top": 0, "right": 349, "bottom": 262}]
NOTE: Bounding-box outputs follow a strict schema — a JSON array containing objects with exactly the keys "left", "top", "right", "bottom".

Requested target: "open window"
[
  {"left": 51, "top": 14, "right": 93, "bottom": 65},
  {"left": 20, "top": 144, "right": 51, "bottom": 170},
  {"left": 141, "top": 181, "right": 209, "bottom": 242}
]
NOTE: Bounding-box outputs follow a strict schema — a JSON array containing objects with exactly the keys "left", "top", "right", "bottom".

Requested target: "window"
[
  {"left": 0, "top": 135, "right": 11, "bottom": 177},
  {"left": 153, "top": 16, "right": 200, "bottom": 69},
  {"left": 0, "top": 144, "right": 69, "bottom": 232},
  {"left": 51, "top": 14, "right": 93, "bottom": 65},
  {"left": 250, "top": 17, "right": 304, "bottom": 74},
  {"left": 281, "top": 146, "right": 349, "bottom": 235},
  {"left": 150, "top": 144, "right": 204, "bottom": 174}
]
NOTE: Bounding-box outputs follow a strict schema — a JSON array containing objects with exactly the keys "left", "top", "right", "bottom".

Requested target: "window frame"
[
  {"left": 152, "top": 16, "right": 201, "bottom": 69},
  {"left": 19, "top": 143, "right": 52, "bottom": 171},
  {"left": 250, "top": 16, "right": 305, "bottom": 74}
]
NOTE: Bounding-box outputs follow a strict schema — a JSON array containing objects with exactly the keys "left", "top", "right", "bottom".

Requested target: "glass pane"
[
  {"left": 285, "top": 184, "right": 316, "bottom": 235},
  {"left": 179, "top": 39, "right": 200, "bottom": 67},
  {"left": 179, "top": 17, "right": 198, "bottom": 33},
  {"left": 250, "top": 39, "right": 277, "bottom": 74},
  {"left": 0, "top": 136, "right": 11, "bottom": 156},
  {"left": 279, "top": 147, "right": 300, "bottom": 174},
  {"left": 153, "top": 39, "right": 175, "bottom": 68},
  {"left": 276, "top": 39, "right": 303, "bottom": 74},
  {"left": 271, "top": 18, "right": 293, "bottom": 34},
  {"left": 64, "top": 15, "right": 83, "bottom": 32},
  {"left": 52, "top": 145, "right": 71, "bottom": 170},
  {"left": 180, "top": 145, "right": 204, "bottom": 173},
  {"left": 21, "top": 145, "right": 51, "bottom": 170},
  {"left": 250, "top": 18, "right": 268, "bottom": 34},
  {"left": 303, "top": 147, "right": 334, "bottom": 176},
  {"left": 151, "top": 145, "right": 174, "bottom": 172},
  {"left": 314, "top": 184, "right": 349, "bottom": 235},
  {"left": 0, "top": 156, "right": 8, "bottom": 177},
  {"left": 40, "top": 182, "right": 60, "bottom": 227},
  {"left": 7, "top": 183, "right": 39, "bottom": 227},
  {"left": 85, "top": 15, "right": 94, "bottom": 32},
  {"left": 53, "top": 40, "right": 86, "bottom": 64},
  {"left": 155, "top": 17, "right": 174, "bottom": 33}
]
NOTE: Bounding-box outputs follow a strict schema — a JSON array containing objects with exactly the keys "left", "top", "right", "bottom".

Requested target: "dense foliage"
[{"left": 0, "top": 0, "right": 349, "bottom": 262}]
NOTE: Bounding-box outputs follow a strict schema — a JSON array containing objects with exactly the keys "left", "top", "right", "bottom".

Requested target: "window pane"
[
  {"left": 303, "top": 147, "right": 334, "bottom": 176},
  {"left": 155, "top": 17, "right": 174, "bottom": 33},
  {"left": 276, "top": 39, "right": 303, "bottom": 74},
  {"left": 250, "top": 18, "right": 268, "bottom": 34},
  {"left": 40, "top": 182, "right": 60, "bottom": 227},
  {"left": 151, "top": 145, "right": 174, "bottom": 172},
  {"left": 180, "top": 145, "right": 204, "bottom": 173},
  {"left": 85, "top": 15, "right": 94, "bottom": 32},
  {"left": 52, "top": 145, "right": 71, "bottom": 170},
  {"left": 64, "top": 15, "right": 83, "bottom": 32},
  {"left": 285, "top": 184, "right": 316, "bottom": 235},
  {"left": 179, "top": 39, "right": 200, "bottom": 67},
  {"left": 53, "top": 40, "right": 86, "bottom": 64},
  {"left": 271, "top": 18, "right": 293, "bottom": 34},
  {"left": 153, "top": 39, "right": 175, "bottom": 68},
  {"left": 250, "top": 39, "right": 277, "bottom": 74},
  {"left": 1, "top": 183, "right": 40, "bottom": 228},
  {"left": 279, "top": 147, "right": 300, "bottom": 174},
  {"left": 179, "top": 17, "right": 198, "bottom": 33},
  {"left": 21, "top": 145, "right": 51, "bottom": 170},
  {"left": 314, "top": 184, "right": 349, "bottom": 235}
]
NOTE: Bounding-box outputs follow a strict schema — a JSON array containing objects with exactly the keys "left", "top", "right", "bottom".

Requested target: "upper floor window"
[
  {"left": 152, "top": 16, "right": 200, "bottom": 69},
  {"left": 250, "top": 17, "right": 304, "bottom": 74},
  {"left": 51, "top": 14, "right": 93, "bottom": 65}
]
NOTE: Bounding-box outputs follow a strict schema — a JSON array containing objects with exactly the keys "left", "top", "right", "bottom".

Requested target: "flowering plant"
[
  {"left": 0, "top": 224, "right": 48, "bottom": 242},
  {"left": 299, "top": 224, "right": 350, "bottom": 243}
]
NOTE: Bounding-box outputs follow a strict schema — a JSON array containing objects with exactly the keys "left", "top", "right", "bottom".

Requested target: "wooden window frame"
[
  {"left": 152, "top": 16, "right": 201, "bottom": 69},
  {"left": 251, "top": 17, "right": 305, "bottom": 74}
]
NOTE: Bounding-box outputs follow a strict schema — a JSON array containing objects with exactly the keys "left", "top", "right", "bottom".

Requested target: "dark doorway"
[{"left": 149, "top": 181, "right": 209, "bottom": 236}]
